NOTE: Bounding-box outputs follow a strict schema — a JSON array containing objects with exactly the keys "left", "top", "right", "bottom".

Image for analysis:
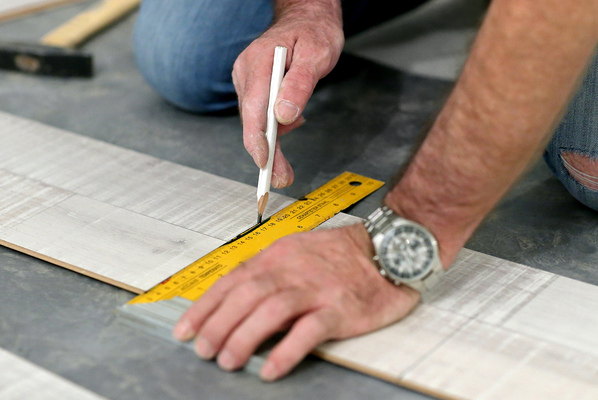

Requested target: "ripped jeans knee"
[
  {"left": 544, "top": 148, "right": 598, "bottom": 211},
  {"left": 560, "top": 152, "right": 598, "bottom": 191},
  {"left": 544, "top": 48, "right": 598, "bottom": 211}
]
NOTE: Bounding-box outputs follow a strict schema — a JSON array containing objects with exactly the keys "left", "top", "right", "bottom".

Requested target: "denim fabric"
[
  {"left": 544, "top": 50, "right": 598, "bottom": 211},
  {"left": 134, "top": 0, "right": 273, "bottom": 113},
  {"left": 133, "top": 0, "right": 428, "bottom": 113}
]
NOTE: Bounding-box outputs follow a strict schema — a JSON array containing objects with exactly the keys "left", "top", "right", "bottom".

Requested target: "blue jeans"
[
  {"left": 133, "top": 0, "right": 427, "bottom": 112},
  {"left": 134, "top": 1, "right": 598, "bottom": 211},
  {"left": 544, "top": 51, "right": 598, "bottom": 211}
]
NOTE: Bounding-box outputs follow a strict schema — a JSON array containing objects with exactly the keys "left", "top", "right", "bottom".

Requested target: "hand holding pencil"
[
  {"left": 233, "top": 5, "right": 345, "bottom": 202},
  {"left": 256, "top": 46, "right": 287, "bottom": 224}
]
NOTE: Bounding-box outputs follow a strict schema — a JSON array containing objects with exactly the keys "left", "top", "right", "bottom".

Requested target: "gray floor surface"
[{"left": 0, "top": 2, "right": 597, "bottom": 400}]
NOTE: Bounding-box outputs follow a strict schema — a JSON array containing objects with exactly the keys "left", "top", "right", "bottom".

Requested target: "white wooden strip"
[
  {"left": 317, "top": 248, "right": 598, "bottom": 400},
  {"left": 0, "top": 112, "right": 295, "bottom": 241},
  {"left": 504, "top": 275, "right": 598, "bottom": 357},
  {"left": 0, "top": 110, "right": 359, "bottom": 292},
  {"left": 404, "top": 319, "right": 598, "bottom": 400},
  {"left": 0, "top": 169, "right": 72, "bottom": 230},
  {"left": 0, "top": 194, "right": 224, "bottom": 292},
  {"left": 0, "top": 347, "right": 106, "bottom": 400}
]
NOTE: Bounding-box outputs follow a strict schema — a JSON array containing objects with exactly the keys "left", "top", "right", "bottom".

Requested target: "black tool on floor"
[{"left": 0, "top": 0, "right": 139, "bottom": 77}]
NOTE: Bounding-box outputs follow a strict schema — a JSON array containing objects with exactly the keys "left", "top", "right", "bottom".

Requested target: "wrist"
[
  {"left": 383, "top": 156, "right": 482, "bottom": 269},
  {"left": 274, "top": 0, "right": 343, "bottom": 29}
]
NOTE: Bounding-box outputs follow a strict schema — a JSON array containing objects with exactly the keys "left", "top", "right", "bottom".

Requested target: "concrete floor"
[
  {"left": 346, "top": 0, "right": 487, "bottom": 80},
  {"left": 0, "top": 1, "right": 597, "bottom": 399}
]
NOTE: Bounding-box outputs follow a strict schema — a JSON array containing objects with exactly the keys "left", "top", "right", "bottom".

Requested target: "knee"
[
  {"left": 133, "top": 1, "right": 241, "bottom": 113},
  {"left": 561, "top": 152, "right": 598, "bottom": 191},
  {"left": 547, "top": 150, "right": 598, "bottom": 211}
]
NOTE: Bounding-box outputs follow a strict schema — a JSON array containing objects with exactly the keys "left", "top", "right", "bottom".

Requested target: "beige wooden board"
[
  {"left": 0, "top": 111, "right": 359, "bottom": 292},
  {"left": 317, "top": 249, "right": 598, "bottom": 400},
  {"left": 2, "top": 110, "right": 597, "bottom": 399},
  {"left": 0, "top": 0, "right": 85, "bottom": 22},
  {"left": 0, "top": 347, "right": 106, "bottom": 400}
]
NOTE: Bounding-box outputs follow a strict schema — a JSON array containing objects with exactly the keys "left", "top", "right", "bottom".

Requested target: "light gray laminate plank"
[
  {"left": 0, "top": 110, "right": 361, "bottom": 292},
  {"left": 0, "top": 194, "right": 224, "bottom": 292},
  {"left": 0, "top": 111, "right": 345, "bottom": 241},
  {"left": 503, "top": 275, "right": 598, "bottom": 357},
  {"left": 317, "top": 248, "right": 598, "bottom": 400},
  {"left": 0, "top": 347, "right": 106, "bottom": 400}
]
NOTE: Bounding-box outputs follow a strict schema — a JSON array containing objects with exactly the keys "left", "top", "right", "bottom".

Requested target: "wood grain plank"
[
  {"left": 0, "top": 110, "right": 358, "bottom": 292},
  {"left": 504, "top": 276, "right": 598, "bottom": 357},
  {"left": 317, "top": 248, "right": 598, "bottom": 400},
  {"left": 0, "top": 112, "right": 293, "bottom": 241},
  {"left": 0, "top": 347, "right": 106, "bottom": 400},
  {"left": 0, "top": 192, "right": 224, "bottom": 292}
]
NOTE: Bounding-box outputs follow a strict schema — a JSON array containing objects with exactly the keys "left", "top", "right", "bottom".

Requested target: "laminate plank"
[
  {"left": 0, "top": 110, "right": 358, "bottom": 292},
  {"left": 503, "top": 276, "right": 598, "bottom": 357},
  {"left": 317, "top": 248, "right": 598, "bottom": 400},
  {"left": 0, "top": 347, "right": 106, "bottom": 400},
  {"left": 0, "top": 112, "right": 293, "bottom": 241},
  {"left": 0, "top": 193, "right": 224, "bottom": 292}
]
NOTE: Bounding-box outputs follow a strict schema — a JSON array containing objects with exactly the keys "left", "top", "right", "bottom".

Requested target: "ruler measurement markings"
[
  {"left": 128, "top": 173, "right": 383, "bottom": 305},
  {"left": 165, "top": 178, "right": 366, "bottom": 299}
]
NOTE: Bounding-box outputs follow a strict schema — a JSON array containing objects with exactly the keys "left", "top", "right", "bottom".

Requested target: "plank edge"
[
  {"left": 0, "top": 238, "right": 143, "bottom": 294},
  {"left": 312, "top": 348, "right": 462, "bottom": 400}
]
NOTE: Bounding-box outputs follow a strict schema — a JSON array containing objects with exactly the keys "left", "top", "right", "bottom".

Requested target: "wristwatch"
[{"left": 365, "top": 205, "right": 444, "bottom": 296}]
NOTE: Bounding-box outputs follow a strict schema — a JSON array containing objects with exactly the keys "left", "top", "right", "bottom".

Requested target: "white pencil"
[{"left": 256, "top": 45, "right": 287, "bottom": 224}]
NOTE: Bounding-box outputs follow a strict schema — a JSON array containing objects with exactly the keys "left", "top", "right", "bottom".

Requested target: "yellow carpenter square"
[{"left": 128, "top": 172, "right": 383, "bottom": 305}]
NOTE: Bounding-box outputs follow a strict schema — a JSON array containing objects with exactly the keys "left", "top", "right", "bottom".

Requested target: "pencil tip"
[{"left": 257, "top": 193, "right": 269, "bottom": 224}]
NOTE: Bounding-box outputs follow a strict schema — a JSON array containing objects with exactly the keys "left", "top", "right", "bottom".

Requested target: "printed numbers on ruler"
[{"left": 128, "top": 172, "right": 383, "bottom": 305}]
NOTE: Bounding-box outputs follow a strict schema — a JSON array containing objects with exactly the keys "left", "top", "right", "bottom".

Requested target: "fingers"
[
  {"left": 215, "top": 289, "right": 315, "bottom": 372},
  {"left": 192, "top": 275, "right": 281, "bottom": 360},
  {"left": 274, "top": 59, "right": 319, "bottom": 125},
  {"left": 278, "top": 114, "right": 306, "bottom": 136},
  {"left": 173, "top": 263, "right": 254, "bottom": 341},
  {"left": 272, "top": 140, "right": 294, "bottom": 188},
  {"left": 173, "top": 225, "right": 416, "bottom": 381},
  {"left": 239, "top": 48, "right": 322, "bottom": 185},
  {"left": 239, "top": 55, "right": 272, "bottom": 169},
  {"left": 260, "top": 309, "right": 338, "bottom": 381}
]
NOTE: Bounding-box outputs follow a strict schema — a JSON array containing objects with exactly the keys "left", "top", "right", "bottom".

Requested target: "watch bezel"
[{"left": 371, "top": 218, "right": 439, "bottom": 284}]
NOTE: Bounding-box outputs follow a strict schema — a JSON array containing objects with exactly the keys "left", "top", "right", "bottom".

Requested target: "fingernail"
[
  {"left": 275, "top": 100, "right": 299, "bottom": 124},
  {"left": 260, "top": 361, "right": 279, "bottom": 382},
  {"left": 195, "top": 336, "right": 216, "bottom": 360},
  {"left": 172, "top": 319, "right": 195, "bottom": 342},
  {"left": 249, "top": 150, "right": 265, "bottom": 169},
  {"left": 217, "top": 350, "right": 236, "bottom": 371}
]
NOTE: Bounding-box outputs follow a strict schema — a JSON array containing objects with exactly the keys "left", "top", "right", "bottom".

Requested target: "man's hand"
[
  {"left": 172, "top": 224, "right": 420, "bottom": 381},
  {"left": 232, "top": 0, "right": 344, "bottom": 189}
]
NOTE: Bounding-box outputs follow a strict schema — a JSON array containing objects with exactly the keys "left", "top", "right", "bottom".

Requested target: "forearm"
[{"left": 386, "top": 0, "right": 598, "bottom": 265}]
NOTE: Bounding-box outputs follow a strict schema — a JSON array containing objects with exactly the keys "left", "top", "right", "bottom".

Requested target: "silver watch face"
[{"left": 379, "top": 223, "right": 436, "bottom": 281}]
